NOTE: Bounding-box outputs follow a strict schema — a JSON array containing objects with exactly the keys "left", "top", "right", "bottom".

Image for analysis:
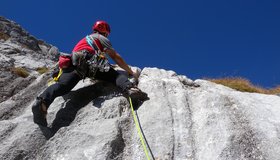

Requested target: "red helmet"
[{"left": 93, "top": 20, "right": 111, "bottom": 36}]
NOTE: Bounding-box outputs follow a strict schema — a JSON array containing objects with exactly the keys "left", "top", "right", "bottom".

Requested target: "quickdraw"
[{"left": 87, "top": 52, "right": 110, "bottom": 78}]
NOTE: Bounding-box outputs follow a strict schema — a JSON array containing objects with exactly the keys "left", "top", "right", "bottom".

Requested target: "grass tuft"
[
  {"left": 207, "top": 77, "right": 280, "bottom": 95},
  {"left": 36, "top": 67, "right": 49, "bottom": 74},
  {"left": 11, "top": 67, "right": 29, "bottom": 78},
  {"left": 0, "top": 32, "right": 10, "bottom": 40}
]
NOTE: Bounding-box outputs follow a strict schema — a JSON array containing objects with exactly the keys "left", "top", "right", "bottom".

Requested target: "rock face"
[
  {"left": 0, "top": 16, "right": 58, "bottom": 103},
  {"left": 0, "top": 68, "right": 280, "bottom": 160},
  {"left": 1, "top": 17, "right": 280, "bottom": 160}
]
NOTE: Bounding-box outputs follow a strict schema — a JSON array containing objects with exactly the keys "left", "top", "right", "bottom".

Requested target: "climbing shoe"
[
  {"left": 39, "top": 125, "right": 55, "bottom": 140},
  {"left": 125, "top": 87, "right": 149, "bottom": 109},
  {"left": 32, "top": 97, "right": 48, "bottom": 127},
  {"left": 127, "top": 87, "right": 148, "bottom": 101}
]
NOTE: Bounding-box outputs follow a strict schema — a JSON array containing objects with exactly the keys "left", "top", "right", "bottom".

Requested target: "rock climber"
[{"left": 32, "top": 20, "right": 148, "bottom": 127}]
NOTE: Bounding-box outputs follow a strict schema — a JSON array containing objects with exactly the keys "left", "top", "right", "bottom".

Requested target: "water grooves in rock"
[
  {"left": 184, "top": 92, "right": 197, "bottom": 160},
  {"left": 164, "top": 78, "right": 197, "bottom": 160},
  {"left": 162, "top": 80, "right": 176, "bottom": 160},
  {"left": 221, "top": 96, "right": 265, "bottom": 160}
]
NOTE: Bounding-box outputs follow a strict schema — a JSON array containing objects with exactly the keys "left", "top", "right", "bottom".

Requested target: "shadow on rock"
[
  {"left": 40, "top": 81, "right": 110, "bottom": 139},
  {"left": 130, "top": 96, "right": 150, "bottom": 110},
  {"left": 127, "top": 89, "right": 150, "bottom": 110},
  {"left": 39, "top": 81, "right": 149, "bottom": 139}
]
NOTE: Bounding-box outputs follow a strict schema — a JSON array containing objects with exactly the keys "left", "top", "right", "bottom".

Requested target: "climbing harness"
[{"left": 128, "top": 96, "right": 155, "bottom": 160}]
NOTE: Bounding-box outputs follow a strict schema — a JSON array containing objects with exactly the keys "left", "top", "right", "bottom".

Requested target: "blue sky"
[{"left": 1, "top": 0, "right": 280, "bottom": 88}]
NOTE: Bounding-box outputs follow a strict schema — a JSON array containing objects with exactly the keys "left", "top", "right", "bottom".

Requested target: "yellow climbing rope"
[
  {"left": 47, "top": 68, "right": 63, "bottom": 86},
  {"left": 128, "top": 97, "right": 151, "bottom": 160}
]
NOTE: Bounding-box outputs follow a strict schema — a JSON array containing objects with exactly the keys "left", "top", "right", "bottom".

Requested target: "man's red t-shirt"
[{"left": 72, "top": 33, "right": 114, "bottom": 54}]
